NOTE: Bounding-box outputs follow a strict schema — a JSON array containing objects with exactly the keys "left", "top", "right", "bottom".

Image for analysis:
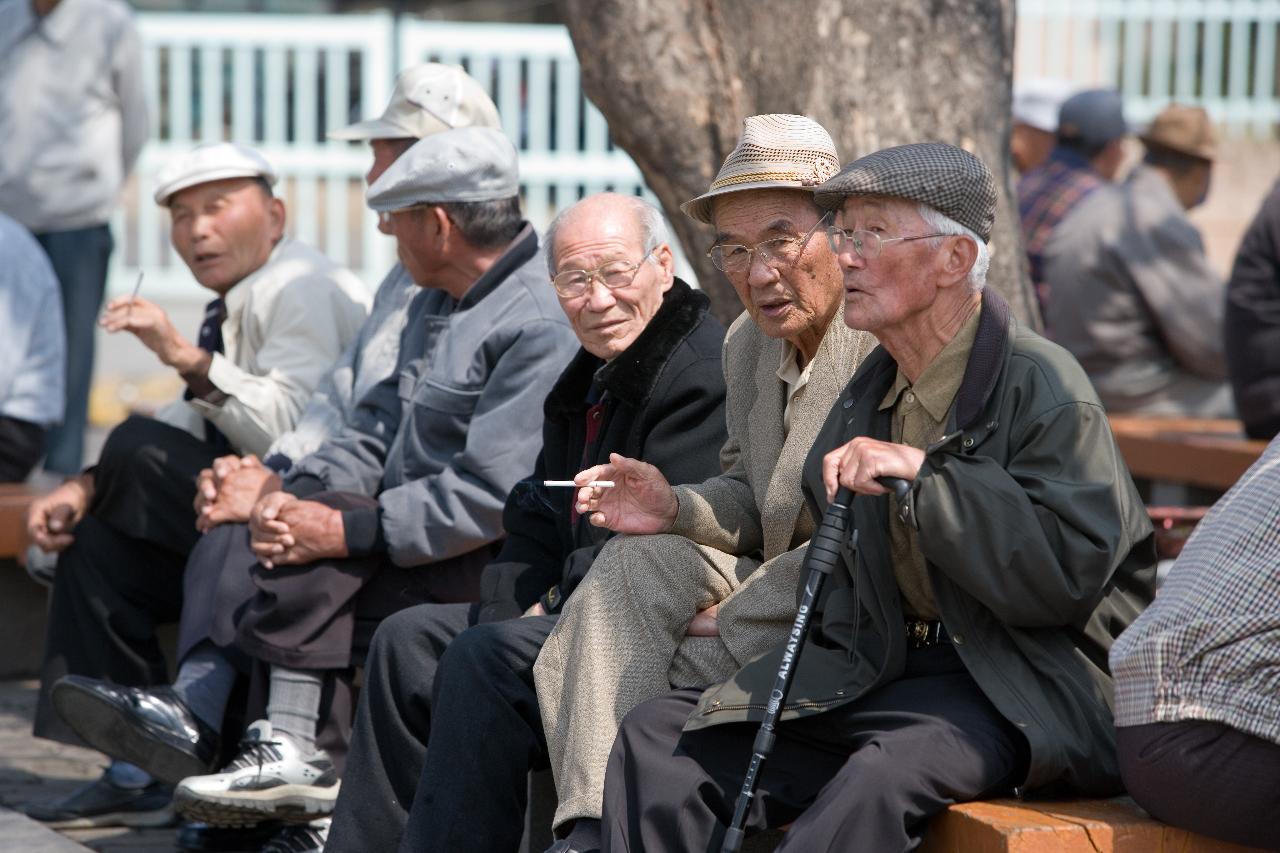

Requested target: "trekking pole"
[{"left": 720, "top": 476, "right": 911, "bottom": 853}]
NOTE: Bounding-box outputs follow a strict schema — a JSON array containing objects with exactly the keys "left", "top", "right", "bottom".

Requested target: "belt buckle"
[{"left": 907, "top": 619, "right": 930, "bottom": 648}]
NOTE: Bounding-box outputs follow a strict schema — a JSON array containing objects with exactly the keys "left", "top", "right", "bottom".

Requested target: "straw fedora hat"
[
  {"left": 680, "top": 114, "right": 840, "bottom": 224},
  {"left": 1139, "top": 104, "right": 1217, "bottom": 162}
]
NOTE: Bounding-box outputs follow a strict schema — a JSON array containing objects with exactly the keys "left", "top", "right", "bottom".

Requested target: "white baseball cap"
[
  {"left": 365, "top": 127, "right": 519, "bottom": 213},
  {"left": 1012, "top": 78, "right": 1075, "bottom": 133},
  {"left": 153, "top": 143, "right": 278, "bottom": 206},
  {"left": 328, "top": 62, "right": 501, "bottom": 141}
]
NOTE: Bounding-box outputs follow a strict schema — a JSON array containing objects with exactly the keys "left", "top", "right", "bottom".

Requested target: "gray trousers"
[{"left": 602, "top": 645, "right": 1027, "bottom": 853}]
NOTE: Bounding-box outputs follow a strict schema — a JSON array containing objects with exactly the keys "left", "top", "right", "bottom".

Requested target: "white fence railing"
[{"left": 115, "top": 5, "right": 1280, "bottom": 298}]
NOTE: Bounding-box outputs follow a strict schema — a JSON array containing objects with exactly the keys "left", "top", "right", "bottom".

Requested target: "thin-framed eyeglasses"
[
  {"left": 552, "top": 250, "right": 655, "bottom": 298},
  {"left": 825, "top": 227, "right": 949, "bottom": 259},
  {"left": 707, "top": 211, "right": 831, "bottom": 275}
]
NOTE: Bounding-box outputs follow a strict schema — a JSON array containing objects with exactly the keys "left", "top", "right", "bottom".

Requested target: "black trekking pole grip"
[{"left": 720, "top": 476, "right": 910, "bottom": 853}]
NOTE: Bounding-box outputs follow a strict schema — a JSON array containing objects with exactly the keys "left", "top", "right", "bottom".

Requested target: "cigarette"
[
  {"left": 126, "top": 271, "right": 144, "bottom": 319},
  {"left": 543, "top": 480, "right": 615, "bottom": 488}
]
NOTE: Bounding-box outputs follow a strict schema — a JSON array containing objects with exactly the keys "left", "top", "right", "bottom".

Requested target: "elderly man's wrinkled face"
[
  {"left": 169, "top": 178, "right": 285, "bottom": 295},
  {"left": 710, "top": 189, "right": 842, "bottom": 353},
  {"left": 551, "top": 198, "right": 674, "bottom": 360},
  {"left": 834, "top": 196, "right": 946, "bottom": 335}
]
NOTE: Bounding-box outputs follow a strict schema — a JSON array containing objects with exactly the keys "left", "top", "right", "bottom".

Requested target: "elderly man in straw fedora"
[{"left": 532, "top": 114, "right": 877, "bottom": 853}]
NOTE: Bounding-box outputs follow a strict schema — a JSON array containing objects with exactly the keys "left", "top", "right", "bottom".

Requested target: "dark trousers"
[
  {"left": 1118, "top": 721, "right": 1280, "bottom": 851},
  {"left": 603, "top": 645, "right": 1027, "bottom": 853},
  {"left": 35, "top": 416, "right": 220, "bottom": 744},
  {"left": 325, "top": 608, "right": 557, "bottom": 853},
  {"left": 35, "top": 224, "right": 113, "bottom": 475},
  {"left": 0, "top": 414, "right": 46, "bottom": 482}
]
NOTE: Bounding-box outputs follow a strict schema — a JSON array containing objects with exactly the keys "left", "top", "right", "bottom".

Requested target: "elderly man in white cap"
[
  {"left": 528, "top": 114, "right": 876, "bottom": 853},
  {"left": 35, "top": 63, "right": 503, "bottom": 853},
  {"left": 50, "top": 126, "right": 578, "bottom": 850},
  {"left": 23, "top": 140, "right": 368, "bottom": 832}
]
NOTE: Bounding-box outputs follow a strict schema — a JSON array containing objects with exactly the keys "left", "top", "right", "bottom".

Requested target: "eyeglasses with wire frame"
[
  {"left": 551, "top": 250, "right": 655, "bottom": 298},
  {"left": 825, "top": 227, "right": 949, "bottom": 259},
  {"left": 707, "top": 211, "right": 831, "bottom": 275}
]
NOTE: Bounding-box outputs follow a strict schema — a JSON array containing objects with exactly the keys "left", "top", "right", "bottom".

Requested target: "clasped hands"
[{"left": 194, "top": 454, "right": 344, "bottom": 568}]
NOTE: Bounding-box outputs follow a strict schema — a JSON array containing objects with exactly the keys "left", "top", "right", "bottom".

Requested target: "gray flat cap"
[
  {"left": 365, "top": 126, "right": 518, "bottom": 213},
  {"left": 813, "top": 142, "right": 997, "bottom": 243},
  {"left": 1057, "top": 89, "right": 1128, "bottom": 148}
]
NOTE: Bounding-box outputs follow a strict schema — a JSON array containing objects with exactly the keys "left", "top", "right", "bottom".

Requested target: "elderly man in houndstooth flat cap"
[{"left": 597, "top": 142, "right": 1158, "bottom": 853}]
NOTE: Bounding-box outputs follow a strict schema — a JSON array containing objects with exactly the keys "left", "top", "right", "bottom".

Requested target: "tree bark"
[{"left": 556, "top": 0, "right": 1038, "bottom": 329}]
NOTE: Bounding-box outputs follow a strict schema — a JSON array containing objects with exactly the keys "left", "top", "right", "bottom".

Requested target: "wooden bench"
[
  {"left": 0, "top": 483, "right": 37, "bottom": 560},
  {"left": 1109, "top": 416, "right": 1268, "bottom": 492}
]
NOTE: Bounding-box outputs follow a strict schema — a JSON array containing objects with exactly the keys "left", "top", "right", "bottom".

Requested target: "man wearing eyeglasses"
[
  {"left": 531, "top": 114, "right": 878, "bottom": 853},
  {"left": 320, "top": 191, "right": 728, "bottom": 853},
  {"left": 599, "top": 143, "right": 1156, "bottom": 853}
]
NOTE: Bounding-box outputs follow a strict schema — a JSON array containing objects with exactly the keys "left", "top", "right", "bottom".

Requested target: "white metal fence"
[{"left": 114, "top": 4, "right": 1280, "bottom": 298}]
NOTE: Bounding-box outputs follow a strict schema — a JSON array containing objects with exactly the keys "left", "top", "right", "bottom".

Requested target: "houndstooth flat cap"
[
  {"left": 813, "top": 142, "right": 997, "bottom": 242},
  {"left": 680, "top": 114, "right": 840, "bottom": 224}
]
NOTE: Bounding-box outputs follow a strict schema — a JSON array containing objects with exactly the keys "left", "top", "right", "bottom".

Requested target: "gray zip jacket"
[{"left": 284, "top": 225, "right": 579, "bottom": 567}]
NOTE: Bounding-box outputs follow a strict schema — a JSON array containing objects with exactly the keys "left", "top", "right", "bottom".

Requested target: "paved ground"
[{"left": 0, "top": 680, "right": 178, "bottom": 852}]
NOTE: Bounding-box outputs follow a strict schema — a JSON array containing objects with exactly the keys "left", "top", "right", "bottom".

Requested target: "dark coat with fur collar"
[
  {"left": 686, "top": 289, "right": 1157, "bottom": 797},
  {"left": 476, "top": 278, "right": 727, "bottom": 622}
]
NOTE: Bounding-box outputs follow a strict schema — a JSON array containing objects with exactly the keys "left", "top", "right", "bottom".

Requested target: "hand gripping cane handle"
[{"left": 720, "top": 476, "right": 910, "bottom": 853}]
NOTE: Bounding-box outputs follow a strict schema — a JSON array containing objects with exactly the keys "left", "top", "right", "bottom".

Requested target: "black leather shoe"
[
  {"left": 52, "top": 675, "right": 222, "bottom": 784},
  {"left": 176, "top": 819, "right": 283, "bottom": 851},
  {"left": 543, "top": 840, "right": 600, "bottom": 853},
  {"left": 23, "top": 772, "right": 174, "bottom": 829}
]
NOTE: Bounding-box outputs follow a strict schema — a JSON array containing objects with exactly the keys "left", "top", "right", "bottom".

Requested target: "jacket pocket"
[{"left": 411, "top": 378, "right": 483, "bottom": 415}]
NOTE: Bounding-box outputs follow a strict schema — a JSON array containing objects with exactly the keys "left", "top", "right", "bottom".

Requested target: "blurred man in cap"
[
  {"left": 1010, "top": 78, "right": 1073, "bottom": 173},
  {"left": 50, "top": 127, "right": 578, "bottom": 849},
  {"left": 1018, "top": 88, "right": 1128, "bottom": 317},
  {"left": 532, "top": 115, "right": 876, "bottom": 853},
  {"left": 599, "top": 142, "right": 1155, "bottom": 852},
  {"left": 24, "top": 140, "right": 369, "bottom": 832},
  {"left": 1045, "top": 104, "right": 1232, "bottom": 417},
  {"left": 0, "top": 0, "right": 148, "bottom": 474}
]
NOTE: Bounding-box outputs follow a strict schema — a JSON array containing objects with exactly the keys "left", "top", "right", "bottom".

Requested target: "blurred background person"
[
  {"left": 1045, "top": 104, "right": 1232, "bottom": 418},
  {"left": 1225, "top": 179, "right": 1280, "bottom": 440},
  {"left": 0, "top": 0, "right": 148, "bottom": 475},
  {"left": 0, "top": 211, "right": 66, "bottom": 482},
  {"left": 1010, "top": 77, "right": 1073, "bottom": 174},
  {"left": 1018, "top": 88, "right": 1127, "bottom": 319}
]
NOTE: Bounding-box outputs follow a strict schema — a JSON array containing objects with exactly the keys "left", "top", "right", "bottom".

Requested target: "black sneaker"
[
  {"left": 259, "top": 818, "right": 330, "bottom": 853},
  {"left": 175, "top": 720, "right": 339, "bottom": 828},
  {"left": 23, "top": 771, "right": 174, "bottom": 829}
]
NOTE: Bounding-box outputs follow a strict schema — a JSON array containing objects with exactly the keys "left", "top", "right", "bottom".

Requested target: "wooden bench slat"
[{"left": 1108, "top": 416, "right": 1268, "bottom": 491}]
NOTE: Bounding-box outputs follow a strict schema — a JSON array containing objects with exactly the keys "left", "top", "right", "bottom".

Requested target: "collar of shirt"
[
  {"left": 775, "top": 339, "right": 815, "bottom": 391},
  {"left": 1046, "top": 145, "right": 1097, "bottom": 173},
  {"left": 457, "top": 223, "right": 538, "bottom": 310},
  {"left": 878, "top": 306, "right": 982, "bottom": 421},
  {"left": 218, "top": 235, "right": 293, "bottom": 328}
]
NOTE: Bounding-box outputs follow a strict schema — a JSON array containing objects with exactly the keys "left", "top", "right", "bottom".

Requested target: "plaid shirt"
[
  {"left": 1018, "top": 147, "right": 1104, "bottom": 316},
  {"left": 1111, "top": 434, "right": 1280, "bottom": 745}
]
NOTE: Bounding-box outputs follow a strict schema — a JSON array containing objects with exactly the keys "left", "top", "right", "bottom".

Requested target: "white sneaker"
[{"left": 174, "top": 720, "right": 339, "bottom": 828}]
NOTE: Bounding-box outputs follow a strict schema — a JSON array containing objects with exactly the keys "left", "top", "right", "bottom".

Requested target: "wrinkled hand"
[
  {"left": 27, "top": 475, "right": 93, "bottom": 553},
  {"left": 686, "top": 603, "right": 720, "bottom": 637},
  {"left": 99, "top": 295, "right": 203, "bottom": 371},
  {"left": 573, "top": 453, "right": 678, "bottom": 534},
  {"left": 821, "top": 436, "right": 925, "bottom": 503},
  {"left": 249, "top": 492, "right": 346, "bottom": 568},
  {"left": 195, "top": 455, "right": 281, "bottom": 532}
]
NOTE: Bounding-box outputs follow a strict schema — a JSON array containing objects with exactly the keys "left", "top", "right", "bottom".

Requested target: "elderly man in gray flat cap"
[
  {"left": 599, "top": 142, "right": 1158, "bottom": 852},
  {"left": 531, "top": 114, "right": 877, "bottom": 853},
  {"left": 48, "top": 127, "right": 578, "bottom": 842}
]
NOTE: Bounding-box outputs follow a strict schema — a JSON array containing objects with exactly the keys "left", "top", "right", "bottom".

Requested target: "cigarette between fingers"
[{"left": 543, "top": 480, "right": 615, "bottom": 488}]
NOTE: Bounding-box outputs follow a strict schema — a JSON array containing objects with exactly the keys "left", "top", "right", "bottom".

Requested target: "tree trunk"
[{"left": 556, "top": 0, "right": 1038, "bottom": 329}]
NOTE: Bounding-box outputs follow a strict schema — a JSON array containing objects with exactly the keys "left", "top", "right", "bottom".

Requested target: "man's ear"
[
  {"left": 267, "top": 197, "right": 287, "bottom": 243},
  {"left": 939, "top": 235, "right": 977, "bottom": 290},
  {"left": 429, "top": 205, "right": 452, "bottom": 249},
  {"left": 654, "top": 243, "right": 676, "bottom": 292}
]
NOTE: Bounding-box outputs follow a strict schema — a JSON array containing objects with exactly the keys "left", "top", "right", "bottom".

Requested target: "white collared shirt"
[
  {"left": 155, "top": 237, "right": 372, "bottom": 456},
  {"left": 0, "top": 0, "right": 148, "bottom": 232}
]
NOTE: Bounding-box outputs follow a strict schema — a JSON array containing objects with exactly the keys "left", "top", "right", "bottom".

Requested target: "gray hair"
[
  {"left": 917, "top": 202, "right": 989, "bottom": 292},
  {"left": 543, "top": 193, "right": 670, "bottom": 276}
]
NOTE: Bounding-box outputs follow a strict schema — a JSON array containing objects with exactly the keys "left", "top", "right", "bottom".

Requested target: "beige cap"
[
  {"left": 328, "top": 62, "right": 500, "bottom": 141},
  {"left": 1140, "top": 104, "right": 1217, "bottom": 162},
  {"left": 365, "top": 127, "right": 519, "bottom": 213},
  {"left": 153, "top": 142, "right": 277, "bottom": 206},
  {"left": 680, "top": 114, "right": 840, "bottom": 224}
]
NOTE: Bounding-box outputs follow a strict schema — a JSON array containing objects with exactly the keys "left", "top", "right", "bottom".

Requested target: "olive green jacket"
[{"left": 684, "top": 290, "right": 1157, "bottom": 796}]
